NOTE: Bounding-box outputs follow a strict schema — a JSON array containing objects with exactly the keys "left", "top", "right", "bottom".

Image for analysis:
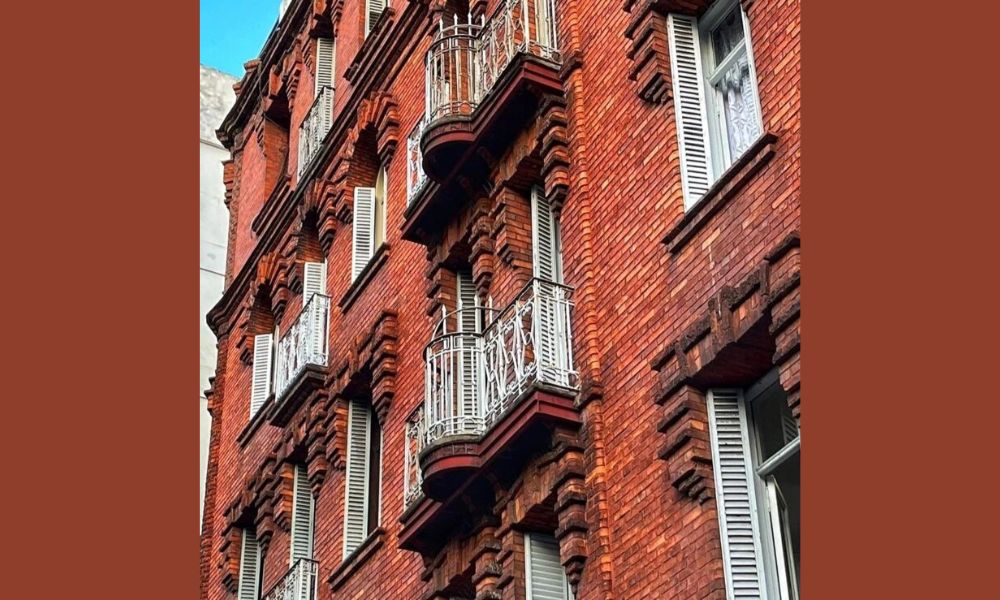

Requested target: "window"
[
  {"left": 290, "top": 464, "right": 316, "bottom": 565},
  {"left": 237, "top": 528, "right": 263, "bottom": 600},
  {"left": 365, "top": 0, "right": 387, "bottom": 37},
  {"left": 707, "top": 372, "right": 800, "bottom": 600},
  {"left": 524, "top": 532, "right": 573, "bottom": 600},
  {"left": 342, "top": 399, "right": 382, "bottom": 558},
  {"left": 667, "top": 0, "right": 763, "bottom": 208}
]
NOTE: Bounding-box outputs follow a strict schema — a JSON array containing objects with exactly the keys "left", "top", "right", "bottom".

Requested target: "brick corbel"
[
  {"left": 218, "top": 527, "right": 242, "bottom": 593},
  {"left": 537, "top": 96, "right": 571, "bottom": 212},
  {"left": 650, "top": 232, "right": 801, "bottom": 496}
]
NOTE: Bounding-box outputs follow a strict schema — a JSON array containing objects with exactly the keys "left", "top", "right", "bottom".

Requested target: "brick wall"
[{"left": 202, "top": 0, "right": 800, "bottom": 598}]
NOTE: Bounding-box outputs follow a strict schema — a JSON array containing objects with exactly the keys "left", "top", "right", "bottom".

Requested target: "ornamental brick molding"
[{"left": 651, "top": 232, "right": 801, "bottom": 500}]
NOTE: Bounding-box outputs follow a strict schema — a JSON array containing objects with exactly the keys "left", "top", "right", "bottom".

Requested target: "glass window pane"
[
  {"left": 719, "top": 54, "right": 762, "bottom": 159},
  {"left": 769, "top": 451, "right": 800, "bottom": 599},
  {"left": 749, "top": 381, "right": 796, "bottom": 462},
  {"left": 711, "top": 7, "right": 745, "bottom": 66}
]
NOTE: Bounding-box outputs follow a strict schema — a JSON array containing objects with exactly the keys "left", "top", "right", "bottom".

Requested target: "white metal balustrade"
[
  {"left": 421, "top": 278, "right": 577, "bottom": 453},
  {"left": 274, "top": 293, "right": 331, "bottom": 401},
  {"left": 425, "top": 0, "right": 560, "bottom": 124},
  {"left": 406, "top": 116, "right": 429, "bottom": 205},
  {"left": 297, "top": 85, "right": 335, "bottom": 178},
  {"left": 262, "top": 558, "right": 318, "bottom": 600},
  {"left": 403, "top": 404, "right": 425, "bottom": 510}
]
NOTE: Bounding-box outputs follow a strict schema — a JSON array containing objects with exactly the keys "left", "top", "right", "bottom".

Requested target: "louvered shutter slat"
[
  {"left": 303, "top": 261, "right": 327, "bottom": 302},
  {"left": 708, "top": 390, "right": 767, "bottom": 600},
  {"left": 366, "top": 0, "right": 386, "bottom": 35},
  {"left": 237, "top": 529, "right": 260, "bottom": 600},
  {"left": 343, "top": 401, "right": 371, "bottom": 557},
  {"left": 250, "top": 334, "right": 273, "bottom": 417},
  {"left": 525, "top": 533, "right": 572, "bottom": 600},
  {"left": 457, "top": 272, "right": 480, "bottom": 432},
  {"left": 352, "top": 187, "right": 376, "bottom": 281},
  {"left": 290, "top": 464, "right": 315, "bottom": 563},
  {"left": 315, "top": 38, "right": 335, "bottom": 91},
  {"left": 667, "top": 14, "right": 713, "bottom": 208}
]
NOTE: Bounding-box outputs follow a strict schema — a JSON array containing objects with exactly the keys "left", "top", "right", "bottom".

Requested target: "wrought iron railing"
[
  {"left": 421, "top": 278, "right": 577, "bottom": 450},
  {"left": 297, "top": 85, "right": 335, "bottom": 178},
  {"left": 425, "top": 0, "right": 560, "bottom": 124},
  {"left": 406, "top": 116, "right": 429, "bottom": 205},
  {"left": 274, "top": 293, "right": 331, "bottom": 401},
  {"left": 403, "top": 404, "right": 426, "bottom": 510},
  {"left": 262, "top": 558, "right": 318, "bottom": 600}
]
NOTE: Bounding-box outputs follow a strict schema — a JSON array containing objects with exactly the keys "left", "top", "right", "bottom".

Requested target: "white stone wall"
[{"left": 200, "top": 65, "right": 237, "bottom": 526}]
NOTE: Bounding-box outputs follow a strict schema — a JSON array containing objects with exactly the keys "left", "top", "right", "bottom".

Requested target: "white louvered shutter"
[
  {"left": 531, "top": 186, "right": 561, "bottom": 283},
  {"left": 366, "top": 0, "right": 386, "bottom": 36},
  {"left": 352, "top": 187, "right": 376, "bottom": 281},
  {"left": 250, "top": 333, "right": 273, "bottom": 418},
  {"left": 531, "top": 187, "right": 567, "bottom": 386},
  {"left": 667, "top": 13, "right": 714, "bottom": 208},
  {"left": 525, "top": 533, "right": 572, "bottom": 600},
  {"left": 343, "top": 400, "right": 372, "bottom": 558},
  {"left": 303, "top": 261, "right": 328, "bottom": 360},
  {"left": 237, "top": 529, "right": 261, "bottom": 600},
  {"left": 303, "top": 261, "right": 327, "bottom": 302},
  {"left": 290, "top": 464, "right": 315, "bottom": 564},
  {"left": 315, "top": 38, "right": 335, "bottom": 92},
  {"left": 707, "top": 389, "right": 768, "bottom": 600},
  {"left": 457, "top": 271, "right": 480, "bottom": 433}
]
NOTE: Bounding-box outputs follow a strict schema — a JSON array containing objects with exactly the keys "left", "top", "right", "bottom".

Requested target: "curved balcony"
[
  {"left": 405, "top": 0, "right": 563, "bottom": 243},
  {"left": 415, "top": 279, "right": 578, "bottom": 501}
]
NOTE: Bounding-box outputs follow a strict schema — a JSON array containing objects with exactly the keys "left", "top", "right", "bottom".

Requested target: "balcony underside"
[
  {"left": 401, "top": 54, "right": 563, "bottom": 245},
  {"left": 270, "top": 363, "right": 326, "bottom": 427},
  {"left": 399, "top": 386, "right": 579, "bottom": 556}
]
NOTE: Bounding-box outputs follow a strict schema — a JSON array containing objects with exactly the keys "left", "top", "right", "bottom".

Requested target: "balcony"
[
  {"left": 262, "top": 559, "right": 318, "bottom": 600},
  {"left": 402, "top": 0, "right": 563, "bottom": 243},
  {"left": 412, "top": 278, "right": 578, "bottom": 501},
  {"left": 271, "top": 293, "right": 331, "bottom": 425},
  {"left": 297, "top": 85, "right": 334, "bottom": 179}
]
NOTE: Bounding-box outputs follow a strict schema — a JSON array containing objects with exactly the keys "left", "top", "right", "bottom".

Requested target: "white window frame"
[
  {"left": 698, "top": 0, "right": 764, "bottom": 178},
  {"left": 744, "top": 372, "right": 800, "bottom": 600}
]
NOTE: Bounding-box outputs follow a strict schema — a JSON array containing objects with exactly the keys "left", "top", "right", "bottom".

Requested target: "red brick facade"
[{"left": 202, "top": 0, "right": 800, "bottom": 598}]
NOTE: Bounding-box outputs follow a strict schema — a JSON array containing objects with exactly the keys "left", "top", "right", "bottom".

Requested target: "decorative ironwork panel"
[
  {"left": 261, "top": 559, "right": 318, "bottom": 600},
  {"left": 420, "top": 279, "right": 577, "bottom": 451},
  {"left": 406, "top": 116, "right": 429, "bottom": 205},
  {"left": 297, "top": 86, "right": 335, "bottom": 178},
  {"left": 274, "top": 294, "right": 331, "bottom": 401},
  {"left": 403, "top": 405, "right": 425, "bottom": 510},
  {"left": 424, "top": 0, "right": 561, "bottom": 125}
]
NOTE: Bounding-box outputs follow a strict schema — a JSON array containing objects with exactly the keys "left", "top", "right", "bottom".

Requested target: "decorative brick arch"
[
  {"left": 236, "top": 251, "right": 293, "bottom": 364},
  {"left": 326, "top": 91, "right": 401, "bottom": 222}
]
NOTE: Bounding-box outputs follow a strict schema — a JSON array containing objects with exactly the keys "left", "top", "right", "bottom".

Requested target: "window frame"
[
  {"left": 697, "top": 0, "right": 764, "bottom": 179},
  {"left": 744, "top": 371, "right": 800, "bottom": 600}
]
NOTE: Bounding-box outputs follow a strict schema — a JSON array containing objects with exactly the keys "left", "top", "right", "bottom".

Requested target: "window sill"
[
  {"left": 237, "top": 394, "right": 275, "bottom": 448},
  {"left": 662, "top": 131, "right": 778, "bottom": 254},
  {"left": 338, "top": 243, "right": 390, "bottom": 313},
  {"left": 327, "top": 527, "right": 386, "bottom": 591}
]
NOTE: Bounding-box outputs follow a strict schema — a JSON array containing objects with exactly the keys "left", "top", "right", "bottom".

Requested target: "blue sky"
[{"left": 201, "top": 0, "right": 280, "bottom": 77}]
